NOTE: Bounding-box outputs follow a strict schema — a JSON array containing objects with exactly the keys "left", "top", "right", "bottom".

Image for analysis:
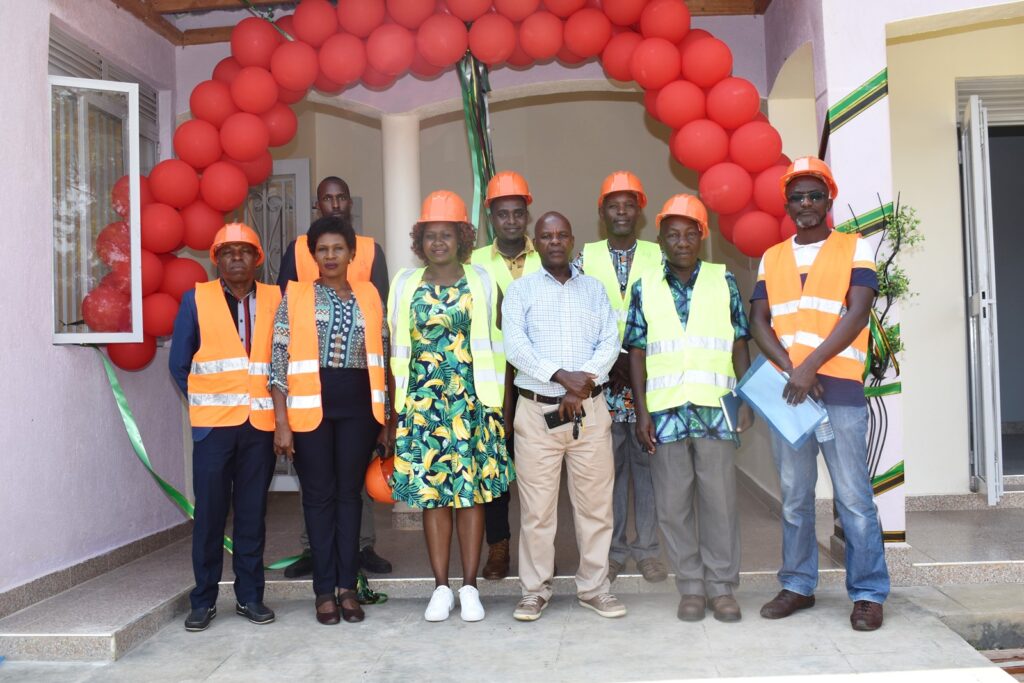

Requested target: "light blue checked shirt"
[{"left": 502, "top": 265, "right": 620, "bottom": 398}]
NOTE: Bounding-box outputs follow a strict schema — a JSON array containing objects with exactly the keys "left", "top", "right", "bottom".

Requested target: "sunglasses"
[{"left": 786, "top": 191, "right": 829, "bottom": 204}]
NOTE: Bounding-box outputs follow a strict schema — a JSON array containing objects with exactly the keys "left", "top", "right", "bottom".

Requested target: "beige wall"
[{"left": 887, "top": 17, "right": 1024, "bottom": 495}]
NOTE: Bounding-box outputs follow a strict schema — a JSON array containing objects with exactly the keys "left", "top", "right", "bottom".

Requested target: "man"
[
  {"left": 276, "top": 175, "right": 392, "bottom": 577},
  {"left": 749, "top": 156, "right": 889, "bottom": 632},
  {"left": 470, "top": 170, "right": 541, "bottom": 580},
  {"left": 169, "top": 223, "right": 280, "bottom": 632},
  {"left": 573, "top": 171, "right": 666, "bottom": 584},
  {"left": 503, "top": 212, "right": 626, "bottom": 622},
  {"left": 625, "top": 194, "right": 753, "bottom": 623}
]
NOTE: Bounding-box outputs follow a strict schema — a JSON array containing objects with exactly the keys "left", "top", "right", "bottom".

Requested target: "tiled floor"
[{"left": 907, "top": 508, "right": 1024, "bottom": 564}]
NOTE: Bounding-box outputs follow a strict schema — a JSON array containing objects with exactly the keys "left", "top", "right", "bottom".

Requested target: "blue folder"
[{"left": 735, "top": 355, "right": 827, "bottom": 449}]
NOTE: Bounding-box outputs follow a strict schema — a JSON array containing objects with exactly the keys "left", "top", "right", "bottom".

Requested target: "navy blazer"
[{"left": 168, "top": 289, "right": 213, "bottom": 441}]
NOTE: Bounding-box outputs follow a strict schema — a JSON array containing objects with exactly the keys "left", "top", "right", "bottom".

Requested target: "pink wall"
[{"left": 0, "top": 0, "right": 185, "bottom": 594}]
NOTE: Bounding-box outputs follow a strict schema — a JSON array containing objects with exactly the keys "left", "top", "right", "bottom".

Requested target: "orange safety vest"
[
  {"left": 294, "top": 234, "right": 376, "bottom": 284},
  {"left": 763, "top": 231, "right": 869, "bottom": 382},
  {"left": 187, "top": 280, "right": 281, "bottom": 430},
  {"left": 284, "top": 280, "right": 387, "bottom": 431}
]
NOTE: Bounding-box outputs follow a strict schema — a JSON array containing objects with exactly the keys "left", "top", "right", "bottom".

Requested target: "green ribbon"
[
  {"left": 457, "top": 53, "right": 495, "bottom": 240},
  {"left": 865, "top": 382, "right": 901, "bottom": 398}
]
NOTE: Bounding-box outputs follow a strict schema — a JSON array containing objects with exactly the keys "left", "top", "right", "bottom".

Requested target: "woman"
[
  {"left": 269, "top": 215, "right": 388, "bottom": 625},
  {"left": 388, "top": 190, "right": 514, "bottom": 622}
]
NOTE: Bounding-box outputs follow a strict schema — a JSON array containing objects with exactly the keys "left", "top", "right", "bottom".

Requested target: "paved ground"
[{"left": 0, "top": 588, "right": 1011, "bottom": 682}]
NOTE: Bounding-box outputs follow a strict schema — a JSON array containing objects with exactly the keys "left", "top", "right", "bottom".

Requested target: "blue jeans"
[{"left": 770, "top": 403, "right": 889, "bottom": 604}]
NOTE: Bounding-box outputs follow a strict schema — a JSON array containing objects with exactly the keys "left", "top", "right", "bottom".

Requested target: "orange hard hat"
[
  {"left": 209, "top": 222, "right": 264, "bottom": 266},
  {"left": 365, "top": 454, "right": 396, "bottom": 505},
  {"left": 656, "top": 194, "right": 709, "bottom": 238},
  {"left": 779, "top": 156, "right": 839, "bottom": 200},
  {"left": 418, "top": 190, "right": 468, "bottom": 223},
  {"left": 485, "top": 171, "right": 532, "bottom": 207},
  {"left": 599, "top": 170, "right": 647, "bottom": 208}
]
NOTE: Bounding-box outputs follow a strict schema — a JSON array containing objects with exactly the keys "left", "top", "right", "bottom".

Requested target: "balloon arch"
[{"left": 95, "top": 0, "right": 792, "bottom": 369}]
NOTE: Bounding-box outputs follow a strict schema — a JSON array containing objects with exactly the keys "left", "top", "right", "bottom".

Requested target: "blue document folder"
[{"left": 735, "top": 355, "right": 827, "bottom": 449}]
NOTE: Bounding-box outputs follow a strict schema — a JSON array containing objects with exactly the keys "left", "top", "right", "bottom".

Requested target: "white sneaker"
[
  {"left": 458, "top": 585, "right": 485, "bottom": 622},
  {"left": 424, "top": 585, "right": 455, "bottom": 622}
]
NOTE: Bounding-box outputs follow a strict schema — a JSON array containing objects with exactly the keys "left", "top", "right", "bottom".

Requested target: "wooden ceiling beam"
[
  {"left": 181, "top": 26, "right": 235, "bottom": 45},
  {"left": 687, "top": 0, "right": 772, "bottom": 15},
  {"left": 152, "top": 0, "right": 290, "bottom": 12},
  {"left": 109, "top": 0, "right": 184, "bottom": 44}
]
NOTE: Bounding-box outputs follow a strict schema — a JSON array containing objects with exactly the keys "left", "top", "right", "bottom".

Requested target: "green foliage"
[{"left": 883, "top": 323, "right": 904, "bottom": 356}]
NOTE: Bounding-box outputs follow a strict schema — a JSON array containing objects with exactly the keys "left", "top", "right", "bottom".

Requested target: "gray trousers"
[
  {"left": 610, "top": 422, "right": 661, "bottom": 564},
  {"left": 301, "top": 488, "right": 375, "bottom": 551},
  {"left": 650, "top": 437, "right": 740, "bottom": 598}
]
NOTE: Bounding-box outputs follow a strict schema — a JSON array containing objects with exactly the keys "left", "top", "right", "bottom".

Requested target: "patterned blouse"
[{"left": 268, "top": 283, "right": 388, "bottom": 395}]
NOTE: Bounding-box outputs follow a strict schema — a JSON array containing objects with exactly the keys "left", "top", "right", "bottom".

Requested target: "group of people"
[{"left": 168, "top": 156, "right": 889, "bottom": 634}]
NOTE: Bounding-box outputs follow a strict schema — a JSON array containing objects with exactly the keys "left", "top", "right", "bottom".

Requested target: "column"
[{"left": 381, "top": 112, "right": 421, "bottom": 273}]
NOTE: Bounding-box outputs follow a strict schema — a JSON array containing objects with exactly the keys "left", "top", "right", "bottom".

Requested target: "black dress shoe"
[
  {"left": 236, "top": 601, "right": 275, "bottom": 624},
  {"left": 184, "top": 606, "right": 216, "bottom": 632},
  {"left": 359, "top": 546, "right": 393, "bottom": 574},
  {"left": 284, "top": 552, "right": 313, "bottom": 579}
]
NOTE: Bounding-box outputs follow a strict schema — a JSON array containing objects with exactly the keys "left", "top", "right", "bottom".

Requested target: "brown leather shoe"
[
  {"left": 850, "top": 600, "right": 883, "bottom": 631},
  {"left": 710, "top": 594, "right": 742, "bottom": 622},
  {"left": 677, "top": 594, "right": 707, "bottom": 622},
  {"left": 338, "top": 590, "right": 365, "bottom": 623},
  {"left": 482, "top": 538, "right": 510, "bottom": 580},
  {"left": 315, "top": 594, "right": 340, "bottom": 625},
  {"left": 759, "top": 589, "right": 815, "bottom": 619}
]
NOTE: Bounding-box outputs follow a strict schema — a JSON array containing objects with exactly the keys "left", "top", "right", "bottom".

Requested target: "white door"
[{"left": 961, "top": 95, "right": 1003, "bottom": 505}]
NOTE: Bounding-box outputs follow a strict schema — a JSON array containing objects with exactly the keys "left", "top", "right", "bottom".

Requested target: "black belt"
[{"left": 518, "top": 384, "right": 604, "bottom": 405}]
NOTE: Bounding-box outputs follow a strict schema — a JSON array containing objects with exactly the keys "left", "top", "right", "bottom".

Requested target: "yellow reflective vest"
[
  {"left": 583, "top": 239, "right": 662, "bottom": 341},
  {"left": 387, "top": 265, "right": 505, "bottom": 413},
  {"left": 641, "top": 262, "right": 736, "bottom": 411},
  {"left": 470, "top": 243, "right": 541, "bottom": 294}
]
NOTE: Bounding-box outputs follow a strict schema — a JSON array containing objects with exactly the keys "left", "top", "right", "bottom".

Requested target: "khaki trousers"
[{"left": 514, "top": 394, "right": 614, "bottom": 601}]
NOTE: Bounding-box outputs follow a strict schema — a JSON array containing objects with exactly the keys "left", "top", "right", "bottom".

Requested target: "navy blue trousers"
[{"left": 190, "top": 422, "right": 275, "bottom": 609}]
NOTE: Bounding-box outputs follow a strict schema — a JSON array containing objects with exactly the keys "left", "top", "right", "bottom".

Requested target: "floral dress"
[{"left": 391, "top": 277, "right": 514, "bottom": 509}]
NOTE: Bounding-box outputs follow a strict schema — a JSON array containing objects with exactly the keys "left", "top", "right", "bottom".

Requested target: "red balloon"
[
  {"left": 173, "top": 119, "right": 222, "bottom": 170},
  {"left": 102, "top": 263, "right": 132, "bottom": 295},
  {"left": 83, "top": 286, "right": 131, "bottom": 333},
  {"left": 672, "top": 118, "right": 729, "bottom": 172},
  {"left": 367, "top": 24, "right": 416, "bottom": 76},
  {"left": 386, "top": 0, "right": 435, "bottom": 29},
  {"left": 181, "top": 200, "right": 225, "bottom": 251},
  {"left": 278, "top": 86, "right": 307, "bottom": 104},
  {"left": 320, "top": 34, "right": 368, "bottom": 86},
  {"left": 111, "top": 175, "right": 153, "bottom": 218},
  {"left": 225, "top": 150, "right": 274, "bottom": 186},
  {"left": 108, "top": 334, "right": 156, "bottom": 371},
  {"left": 603, "top": 0, "right": 646, "bottom": 26},
  {"left": 361, "top": 63, "right": 396, "bottom": 89},
  {"left": 231, "top": 17, "right": 282, "bottom": 69},
  {"left": 338, "top": 0, "right": 386, "bottom": 37},
  {"left": 142, "top": 292, "right": 179, "bottom": 337},
  {"left": 630, "top": 37, "right": 680, "bottom": 90},
  {"left": 752, "top": 164, "right": 789, "bottom": 217},
  {"left": 149, "top": 159, "right": 200, "bottom": 209},
  {"left": 200, "top": 162, "right": 249, "bottom": 212},
  {"left": 681, "top": 36, "right": 732, "bottom": 88},
  {"left": 656, "top": 79, "right": 705, "bottom": 129},
  {"left": 640, "top": 0, "right": 691, "bottom": 43},
  {"left": 417, "top": 14, "right": 469, "bottom": 67},
  {"left": 261, "top": 103, "right": 298, "bottom": 147},
  {"left": 706, "top": 77, "right": 760, "bottom": 130},
  {"left": 231, "top": 66, "right": 279, "bottom": 114},
  {"left": 601, "top": 30, "right": 642, "bottom": 81},
  {"left": 519, "top": 12, "right": 563, "bottom": 60},
  {"left": 732, "top": 210, "right": 781, "bottom": 257},
  {"left": 564, "top": 8, "right": 611, "bottom": 57},
  {"left": 678, "top": 27, "right": 711, "bottom": 51},
  {"left": 220, "top": 112, "right": 270, "bottom": 162},
  {"left": 190, "top": 79, "right": 238, "bottom": 128},
  {"left": 313, "top": 72, "right": 344, "bottom": 94},
  {"left": 494, "top": 0, "right": 540, "bottom": 22},
  {"left": 730, "top": 121, "right": 783, "bottom": 173},
  {"left": 293, "top": 0, "right": 339, "bottom": 47},
  {"left": 717, "top": 201, "right": 757, "bottom": 243},
  {"left": 546, "top": 0, "right": 586, "bottom": 17},
  {"left": 506, "top": 40, "right": 533, "bottom": 68},
  {"left": 445, "top": 0, "right": 491, "bottom": 21},
  {"left": 157, "top": 252, "right": 179, "bottom": 266},
  {"left": 141, "top": 203, "right": 185, "bottom": 254},
  {"left": 410, "top": 50, "right": 448, "bottom": 79},
  {"left": 779, "top": 214, "right": 797, "bottom": 240},
  {"left": 160, "top": 257, "right": 209, "bottom": 302},
  {"left": 699, "top": 162, "right": 754, "bottom": 215},
  {"left": 97, "top": 221, "right": 130, "bottom": 267},
  {"left": 141, "top": 249, "right": 164, "bottom": 296},
  {"left": 212, "top": 57, "right": 243, "bottom": 84},
  {"left": 468, "top": 14, "right": 517, "bottom": 65},
  {"left": 270, "top": 41, "right": 319, "bottom": 91},
  {"left": 276, "top": 14, "right": 297, "bottom": 40},
  {"left": 557, "top": 44, "right": 586, "bottom": 65},
  {"left": 643, "top": 88, "right": 660, "bottom": 121}
]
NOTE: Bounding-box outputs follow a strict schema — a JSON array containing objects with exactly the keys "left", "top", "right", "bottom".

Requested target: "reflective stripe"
[
  {"left": 190, "top": 357, "right": 248, "bottom": 375},
  {"left": 248, "top": 362, "right": 270, "bottom": 375},
  {"left": 799, "top": 295, "right": 844, "bottom": 316},
  {"left": 770, "top": 300, "right": 800, "bottom": 317},
  {"left": 469, "top": 264, "right": 494, "bottom": 330},
  {"left": 189, "top": 392, "right": 250, "bottom": 407},
  {"left": 286, "top": 394, "right": 322, "bottom": 409},
  {"left": 791, "top": 331, "right": 867, "bottom": 363},
  {"left": 366, "top": 353, "right": 385, "bottom": 367},
  {"left": 616, "top": 309, "right": 628, "bottom": 321},
  {"left": 371, "top": 390, "right": 387, "bottom": 403},
  {"left": 491, "top": 341, "right": 504, "bottom": 355},
  {"left": 287, "top": 360, "right": 319, "bottom": 375},
  {"left": 474, "top": 369, "right": 502, "bottom": 384},
  {"left": 778, "top": 334, "right": 794, "bottom": 349},
  {"left": 392, "top": 345, "right": 411, "bottom": 360},
  {"left": 647, "top": 371, "right": 735, "bottom": 392},
  {"left": 470, "top": 339, "right": 490, "bottom": 352},
  {"left": 395, "top": 376, "right": 408, "bottom": 390},
  {"left": 250, "top": 397, "right": 274, "bottom": 411},
  {"left": 647, "top": 336, "right": 733, "bottom": 355}
]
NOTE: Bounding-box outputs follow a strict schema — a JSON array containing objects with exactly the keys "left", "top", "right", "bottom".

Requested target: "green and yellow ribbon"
[{"left": 457, "top": 53, "right": 495, "bottom": 239}]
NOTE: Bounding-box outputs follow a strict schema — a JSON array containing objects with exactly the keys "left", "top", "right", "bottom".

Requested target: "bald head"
[{"left": 534, "top": 211, "right": 574, "bottom": 270}]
